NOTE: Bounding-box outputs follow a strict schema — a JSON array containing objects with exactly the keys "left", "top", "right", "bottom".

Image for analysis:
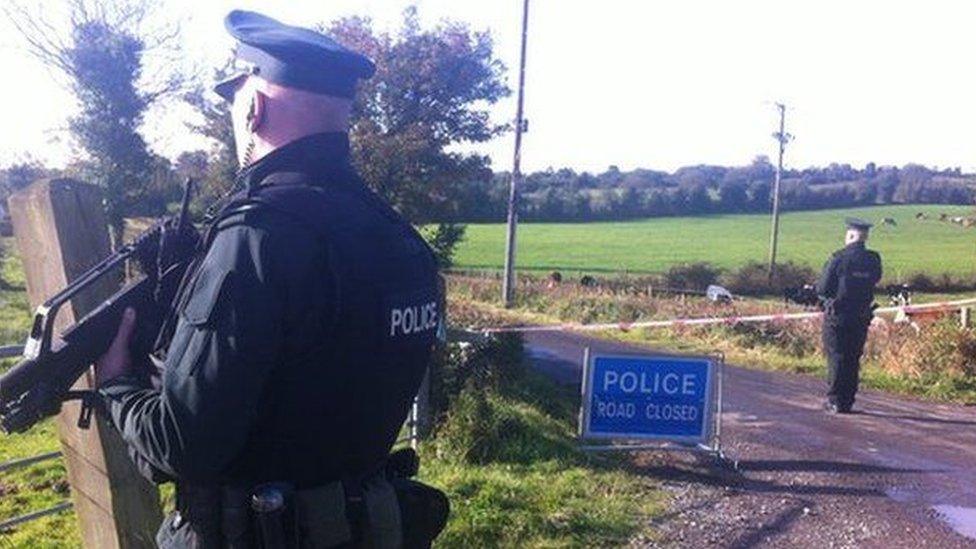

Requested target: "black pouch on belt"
[
  {"left": 391, "top": 478, "right": 449, "bottom": 549},
  {"left": 157, "top": 484, "right": 222, "bottom": 549},
  {"left": 384, "top": 449, "right": 449, "bottom": 549},
  {"left": 251, "top": 482, "right": 299, "bottom": 549},
  {"left": 221, "top": 486, "right": 253, "bottom": 549}
]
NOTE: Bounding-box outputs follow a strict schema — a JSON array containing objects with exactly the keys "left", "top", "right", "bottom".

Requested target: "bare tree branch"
[
  {"left": 2, "top": 2, "right": 76, "bottom": 78},
  {"left": 5, "top": 0, "right": 189, "bottom": 104}
]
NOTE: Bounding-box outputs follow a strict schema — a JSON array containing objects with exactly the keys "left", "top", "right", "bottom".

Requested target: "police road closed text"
[
  {"left": 602, "top": 370, "right": 698, "bottom": 395},
  {"left": 584, "top": 355, "right": 713, "bottom": 442}
]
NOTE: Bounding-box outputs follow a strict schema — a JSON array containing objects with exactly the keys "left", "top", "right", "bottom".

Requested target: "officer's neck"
[
  {"left": 241, "top": 132, "right": 352, "bottom": 188},
  {"left": 249, "top": 121, "right": 348, "bottom": 165}
]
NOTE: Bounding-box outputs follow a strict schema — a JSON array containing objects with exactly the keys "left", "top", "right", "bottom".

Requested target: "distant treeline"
[
  {"left": 450, "top": 157, "right": 975, "bottom": 223},
  {"left": 4, "top": 157, "right": 973, "bottom": 226}
]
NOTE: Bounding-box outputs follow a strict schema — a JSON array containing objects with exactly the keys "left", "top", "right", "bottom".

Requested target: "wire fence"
[
  {"left": 0, "top": 345, "right": 24, "bottom": 359},
  {"left": 0, "top": 344, "right": 74, "bottom": 532},
  {"left": 0, "top": 450, "right": 70, "bottom": 532},
  {"left": 0, "top": 503, "right": 73, "bottom": 531},
  {"left": 0, "top": 451, "right": 60, "bottom": 474}
]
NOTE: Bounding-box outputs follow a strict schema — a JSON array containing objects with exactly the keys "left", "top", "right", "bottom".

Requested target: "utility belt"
[
  {"left": 821, "top": 299, "right": 875, "bottom": 323},
  {"left": 158, "top": 449, "right": 448, "bottom": 549}
]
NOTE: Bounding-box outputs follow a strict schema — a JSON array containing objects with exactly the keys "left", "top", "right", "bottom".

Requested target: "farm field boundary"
[{"left": 454, "top": 204, "right": 976, "bottom": 277}]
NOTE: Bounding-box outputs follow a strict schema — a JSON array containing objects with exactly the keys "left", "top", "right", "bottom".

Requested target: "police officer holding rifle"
[
  {"left": 816, "top": 217, "right": 882, "bottom": 414},
  {"left": 94, "top": 10, "right": 447, "bottom": 547}
]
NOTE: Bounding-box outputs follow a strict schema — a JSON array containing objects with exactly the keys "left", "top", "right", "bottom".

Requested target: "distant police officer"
[
  {"left": 95, "top": 10, "right": 447, "bottom": 548},
  {"left": 816, "top": 218, "right": 882, "bottom": 414}
]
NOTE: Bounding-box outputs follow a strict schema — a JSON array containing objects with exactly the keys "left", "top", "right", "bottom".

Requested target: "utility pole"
[
  {"left": 767, "top": 102, "right": 792, "bottom": 279},
  {"left": 502, "top": 0, "right": 530, "bottom": 307}
]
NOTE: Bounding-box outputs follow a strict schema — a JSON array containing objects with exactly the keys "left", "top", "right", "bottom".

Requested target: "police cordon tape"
[{"left": 477, "top": 298, "right": 976, "bottom": 334}]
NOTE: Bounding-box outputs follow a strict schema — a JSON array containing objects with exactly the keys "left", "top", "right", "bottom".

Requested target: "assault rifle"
[{"left": 0, "top": 180, "right": 200, "bottom": 434}]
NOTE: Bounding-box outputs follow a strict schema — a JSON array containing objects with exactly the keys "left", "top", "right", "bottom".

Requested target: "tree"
[
  {"left": 746, "top": 155, "right": 775, "bottom": 183},
  {"left": 5, "top": 0, "right": 185, "bottom": 242},
  {"left": 182, "top": 61, "right": 239, "bottom": 217},
  {"left": 417, "top": 223, "right": 466, "bottom": 268},
  {"left": 718, "top": 182, "right": 748, "bottom": 212},
  {"left": 328, "top": 8, "right": 510, "bottom": 224},
  {"left": 173, "top": 150, "right": 209, "bottom": 183},
  {"left": 746, "top": 179, "right": 771, "bottom": 212},
  {"left": 0, "top": 158, "right": 53, "bottom": 198},
  {"left": 853, "top": 180, "right": 877, "bottom": 205},
  {"left": 874, "top": 168, "right": 899, "bottom": 203},
  {"left": 864, "top": 162, "right": 877, "bottom": 178},
  {"left": 588, "top": 189, "right": 616, "bottom": 219}
]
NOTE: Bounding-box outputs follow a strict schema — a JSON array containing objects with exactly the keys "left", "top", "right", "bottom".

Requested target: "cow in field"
[
  {"left": 885, "top": 284, "right": 912, "bottom": 307},
  {"left": 880, "top": 217, "right": 897, "bottom": 227},
  {"left": 784, "top": 285, "right": 820, "bottom": 308},
  {"left": 939, "top": 213, "right": 949, "bottom": 222},
  {"left": 579, "top": 275, "right": 598, "bottom": 287},
  {"left": 915, "top": 212, "right": 927, "bottom": 220}
]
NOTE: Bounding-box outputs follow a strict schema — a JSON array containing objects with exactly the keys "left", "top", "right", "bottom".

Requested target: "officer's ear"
[{"left": 246, "top": 91, "right": 267, "bottom": 133}]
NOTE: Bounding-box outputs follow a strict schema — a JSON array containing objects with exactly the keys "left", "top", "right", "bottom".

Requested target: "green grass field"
[{"left": 455, "top": 205, "right": 976, "bottom": 278}]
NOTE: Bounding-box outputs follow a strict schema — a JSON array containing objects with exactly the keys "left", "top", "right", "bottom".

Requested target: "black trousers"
[{"left": 822, "top": 315, "right": 870, "bottom": 409}]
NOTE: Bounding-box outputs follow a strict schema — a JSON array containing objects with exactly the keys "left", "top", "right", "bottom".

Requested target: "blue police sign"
[{"left": 581, "top": 353, "right": 716, "bottom": 444}]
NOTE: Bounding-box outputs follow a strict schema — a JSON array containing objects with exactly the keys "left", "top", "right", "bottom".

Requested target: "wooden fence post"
[
  {"left": 8, "top": 179, "right": 162, "bottom": 548},
  {"left": 961, "top": 307, "right": 970, "bottom": 329}
]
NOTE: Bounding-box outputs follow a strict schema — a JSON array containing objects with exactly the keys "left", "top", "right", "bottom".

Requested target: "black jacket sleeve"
[
  {"left": 816, "top": 253, "right": 841, "bottom": 299},
  {"left": 871, "top": 251, "right": 883, "bottom": 286},
  {"left": 98, "top": 219, "right": 286, "bottom": 482}
]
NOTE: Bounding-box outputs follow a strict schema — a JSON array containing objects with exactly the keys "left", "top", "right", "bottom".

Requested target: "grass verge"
[
  {"left": 418, "top": 372, "right": 664, "bottom": 546},
  {"left": 0, "top": 421, "right": 77, "bottom": 548}
]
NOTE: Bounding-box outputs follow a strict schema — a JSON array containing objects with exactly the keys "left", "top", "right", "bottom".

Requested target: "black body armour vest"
[{"left": 197, "top": 169, "right": 438, "bottom": 487}]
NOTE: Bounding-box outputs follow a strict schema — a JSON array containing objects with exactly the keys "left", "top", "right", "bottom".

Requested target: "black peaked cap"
[
  {"left": 215, "top": 10, "right": 375, "bottom": 100},
  {"left": 845, "top": 217, "right": 873, "bottom": 230}
]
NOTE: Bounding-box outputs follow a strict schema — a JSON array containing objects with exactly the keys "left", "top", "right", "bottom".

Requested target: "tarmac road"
[{"left": 525, "top": 330, "right": 976, "bottom": 548}]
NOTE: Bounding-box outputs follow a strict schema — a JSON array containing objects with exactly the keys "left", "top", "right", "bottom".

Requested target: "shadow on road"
[
  {"left": 639, "top": 464, "right": 887, "bottom": 498},
  {"left": 726, "top": 501, "right": 812, "bottom": 549},
  {"left": 738, "top": 459, "right": 936, "bottom": 474},
  {"left": 528, "top": 355, "right": 581, "bottom": 385},
  {"left": 647, "top": 498, "right": 721, "bottom": 527},
  {"left": 856, "top": 409, "right": 976, "bottom": 427}
]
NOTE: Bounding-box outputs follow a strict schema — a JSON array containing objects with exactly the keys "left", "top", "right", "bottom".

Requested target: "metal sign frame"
[{"left": 578, "top": 348, "right": 728, "bottom": 461}]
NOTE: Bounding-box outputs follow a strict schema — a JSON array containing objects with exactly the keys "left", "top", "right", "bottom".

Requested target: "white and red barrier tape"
[{"left": 479, "top": 298, "right": 976, "bottom": 334}]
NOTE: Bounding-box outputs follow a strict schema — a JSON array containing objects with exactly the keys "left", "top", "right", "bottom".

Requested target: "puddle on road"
[
  {"left": 933, "top": 505, "right": 976, "bottom": 541},
  {"left": 885, "top": 486, "right": 912, "bottom": 503},
  {"left": 527, "top": 347, "right": 575, "bottom": 363}
]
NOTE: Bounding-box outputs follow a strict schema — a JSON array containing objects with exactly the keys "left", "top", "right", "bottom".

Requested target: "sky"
[{"left": 1, "top": 0, "right": 975, "bottom": 174}]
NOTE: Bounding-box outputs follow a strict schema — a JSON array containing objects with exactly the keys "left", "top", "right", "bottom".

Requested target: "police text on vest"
[{"left": 390, "top": 302, "right": 438, "bottom": 337}]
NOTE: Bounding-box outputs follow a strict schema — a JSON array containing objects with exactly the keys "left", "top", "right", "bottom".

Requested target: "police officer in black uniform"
[
  {"left": 816, "top": 217, "right": 882, "bottom": 414},
  {"left": 94, "top": 10, "right": 446, "bottom": 547}
]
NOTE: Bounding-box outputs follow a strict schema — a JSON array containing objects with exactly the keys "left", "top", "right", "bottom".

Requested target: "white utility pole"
[
  {"left": 502, "top": 0, "right": 530, "bottom": 307},
  {"left": 767, "top": 102, "right": 792, "bottom": 279}
]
